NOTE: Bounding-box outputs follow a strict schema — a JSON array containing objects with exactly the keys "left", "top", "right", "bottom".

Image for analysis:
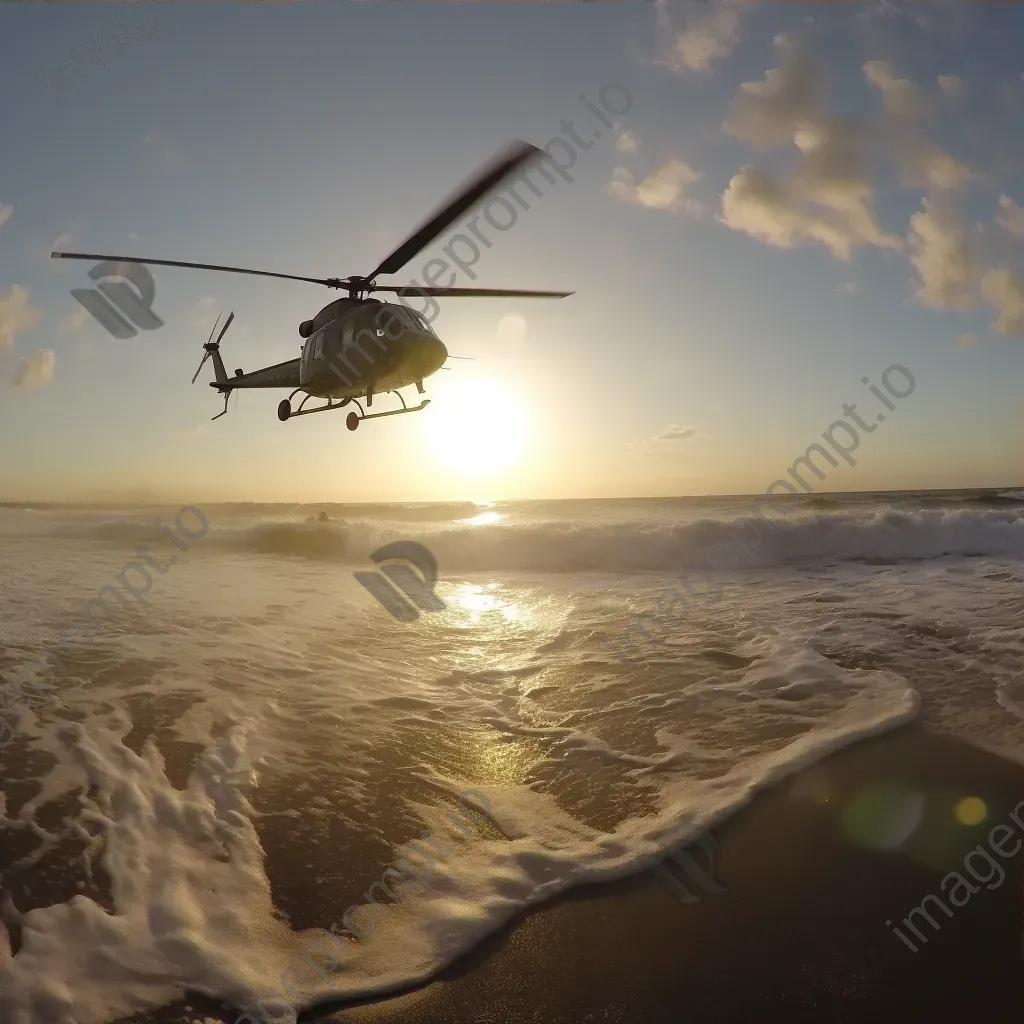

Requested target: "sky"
[{"left": 0, "top": 0, "right": 1021, "bottom": 503}]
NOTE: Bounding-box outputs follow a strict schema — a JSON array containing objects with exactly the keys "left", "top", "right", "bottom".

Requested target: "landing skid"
[
  {"left": 277, "top": 389, "right": 429, "bottom": 429},
  {"left": 212, "top": 391, "right": 231, "bottom": 421}
]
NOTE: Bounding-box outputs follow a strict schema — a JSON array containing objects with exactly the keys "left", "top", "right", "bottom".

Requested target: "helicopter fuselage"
[
  {"left": 221, "top": 298, "right": 448, "bottom": 400},
  {"left": 299, "top": 298, "right": 447, "bottom": 399}
]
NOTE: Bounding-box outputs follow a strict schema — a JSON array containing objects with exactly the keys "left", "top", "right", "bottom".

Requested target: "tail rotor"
[
  {"left": 191, "top": 311, "right": 235, "bottom": 384},
  {"left": 191, "top": 314, "right": 220, "bottom": 384},
  {"left": 190, "top": 312, "right": 236, "bottom": 420}
]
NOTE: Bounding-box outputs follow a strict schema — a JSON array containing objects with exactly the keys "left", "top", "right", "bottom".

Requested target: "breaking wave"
[
  {"left": 20, "top": 507, "right": 1024, "bottom": 573},
  {"left": 420, "top": 508, "right": 1024, "bottom": 572},
  {"left": 200, "top": 508, "right": 1024, "bottom": 571}
]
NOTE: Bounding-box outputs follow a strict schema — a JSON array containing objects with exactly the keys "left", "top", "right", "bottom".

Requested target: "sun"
[{"left": 424, "top": 378, "right": 529, "bottom": 475}]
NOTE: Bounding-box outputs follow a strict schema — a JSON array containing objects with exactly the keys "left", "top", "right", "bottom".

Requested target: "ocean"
[{"left": 2, "top": 489, "right": 1023, "bottom": 1023}]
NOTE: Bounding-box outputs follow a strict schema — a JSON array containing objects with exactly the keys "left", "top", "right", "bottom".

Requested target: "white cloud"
[
  {"left": 0, "top": 204, "right": 13, "bottom": 232},
  {"left": 907, "top": 199, "right": 974, "bottom": 310},
  {"left": 862, "top": 61, "right": 972, "bottom": 192},
  {"left": 854, "top": 62, "right": 1014, "bottom": 331},
  {"left": 724, "top": 34, "right": 820, "bottom": 149},
  {"left": 937, "top": 74, "right": 966, "bottom": 100},
  {"left": 907, "top": 199, "right": 1022, "bottom": 336},
  {"left": 996, "top": 195, "right": 1024, "bottom": 239},
  {"left": 721, "top": 147, "right": 901, "bottom": 262},
  {"left": 0, "top": 285, "right": 41, "bottom": 349},
  {"left": 980, "top": 267, "right": 1024, "bottom": 336},
  {"left": 838, "top": 281, "right": 860, "bottom": 294},
  {"left": 58, "top": 304, "right": 92, "bottom": 338},
  {"left": 863, "top": 61, "right": 928, "bottom": 119},
  {"left": 11, "top": 350, "right": 55, "bottom": 391},
  {"left": 639, "top": 424, "right": 709, "bottom": 456},
  {"left": 675, "top": 7, "right": 741, "bottom": 71},
  {"left": 609, "top": 159, "right": 702, "bottom": 214},
  {"left": 638, "top": 160, "right": 700, "bottom": 211},
  {"left": 915, "top": 147, "right": 972, "bottom": 191},
  {"left": 720, "top": 37, "right": 900, "bottom": 261},
  {"left": 955, "top": 332, "right": 978, "bottom": 349},
  {"left": 656, "top": 424, "right": 703, "bottom": 441},
  {"left": 616, "top": 131, "right": 639, "bottom": 155},
  {"left": 608, "top": 167, "right": 635, "bottom": 202}
]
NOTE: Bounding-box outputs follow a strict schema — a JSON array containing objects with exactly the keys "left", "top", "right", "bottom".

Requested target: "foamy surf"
[
  {"left": 0, "top": 640, "right": 916, "bottom": 1024},
  {"left": 3, "top": 491, "right": 1023, "bottom": 1022}
]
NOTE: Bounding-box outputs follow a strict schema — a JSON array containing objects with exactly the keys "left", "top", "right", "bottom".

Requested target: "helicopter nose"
[
  {"left": 430, "top": 336, "right": 448, "bottom": 370},
  {"left": 401, "top": 330, "right": 447, "bottom": 377},
  {"left": 414, "top": 334, "right": 446, "bottom": 373}
]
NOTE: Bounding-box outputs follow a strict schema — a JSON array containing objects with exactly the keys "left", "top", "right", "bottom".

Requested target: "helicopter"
[{"left": 51, "top": 140, "right": 572, "bottom": 431}]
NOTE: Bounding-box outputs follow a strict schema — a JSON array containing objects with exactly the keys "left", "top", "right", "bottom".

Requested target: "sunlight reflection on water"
[
  {"left": 449, "top": 582, "right": 524, "bottom": 624},
  {"left": 466, "top": 511, "right": 502, "bottom": 526}
]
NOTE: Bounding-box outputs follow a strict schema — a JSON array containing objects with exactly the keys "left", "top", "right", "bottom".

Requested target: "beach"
[
  {"left": 104, "top": 726, "right": 1024, "bottom": 1023},
  {"left": 2, "top": 493, "right": 1023, "bottom": 1023}
]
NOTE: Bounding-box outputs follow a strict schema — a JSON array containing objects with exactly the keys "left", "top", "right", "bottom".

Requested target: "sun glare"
[{"left": 425, "top": 378, "right": 528, "bottom": 475}]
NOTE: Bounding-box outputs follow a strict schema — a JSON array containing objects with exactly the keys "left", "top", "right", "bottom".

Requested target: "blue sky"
[{"left": 1, "top": 0, "right": 1021, "bottom": 502}]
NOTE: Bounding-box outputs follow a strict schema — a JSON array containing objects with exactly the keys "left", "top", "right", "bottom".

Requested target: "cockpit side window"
[
  {"left": 407, "top": 308, "right": 436, "bottom": 336},
  {"left": 384, "top": 304, "right": 431, "bottom": 336}
]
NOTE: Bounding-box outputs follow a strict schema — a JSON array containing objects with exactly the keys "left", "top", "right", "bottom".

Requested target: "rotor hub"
[{"left": 342, "top": 276, "right": 376, "bottom": 299}]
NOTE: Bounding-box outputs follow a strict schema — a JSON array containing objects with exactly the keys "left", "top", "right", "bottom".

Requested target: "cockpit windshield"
[{"left": 399, "top": 306, "right": 437, "bottom": 337}]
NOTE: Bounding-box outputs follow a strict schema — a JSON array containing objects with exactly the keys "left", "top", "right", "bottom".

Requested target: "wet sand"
[
  {"left": 312, "top": 726, "right": 1024, "bottom": 1024},
  {"left": 114, "top": 725, "right": 1024, "bottom": 1023}
]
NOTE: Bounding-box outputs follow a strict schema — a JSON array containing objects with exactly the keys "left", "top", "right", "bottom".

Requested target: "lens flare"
[{"left": 953, "top": 796, "right": 987, "bottom": 826}]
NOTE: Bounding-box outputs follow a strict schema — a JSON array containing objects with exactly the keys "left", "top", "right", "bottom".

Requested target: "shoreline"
[
  {"left": 127, "top": 723, "right": 1024, "bottom": 1023},
  {"left": 312, "top": 724, "right": 1024, "bottom": 1023}
]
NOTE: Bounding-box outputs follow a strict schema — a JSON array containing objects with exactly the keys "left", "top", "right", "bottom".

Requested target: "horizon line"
[{"left": 1, "top": 484, "right": 1021, "bottom": 507}]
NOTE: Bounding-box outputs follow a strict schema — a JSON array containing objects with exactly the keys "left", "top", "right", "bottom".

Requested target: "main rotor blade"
[
  {"left": 373, "top": 286, "right": 573, "bottom": 298},
  {"left": 366, "top": 140, "right": 543, "bottom": 280},
  {"left": 51, "top": 252, "right": 342, "bottom": 288}
]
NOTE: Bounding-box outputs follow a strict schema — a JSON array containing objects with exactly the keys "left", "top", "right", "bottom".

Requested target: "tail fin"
[{"left": 191, "top": 312, "right": 235, "bottom": 386}]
